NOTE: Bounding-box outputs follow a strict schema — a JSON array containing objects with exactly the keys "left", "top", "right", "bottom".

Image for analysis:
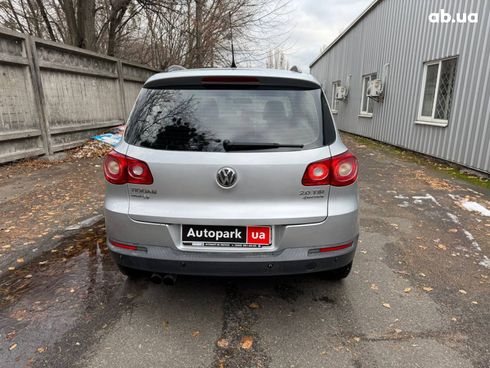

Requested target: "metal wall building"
[{"left": 310, "top": 0, "right": 490, "bottom": 174}]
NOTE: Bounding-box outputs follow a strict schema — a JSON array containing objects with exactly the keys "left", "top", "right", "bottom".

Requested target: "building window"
[
  {"left": 360, "top": 73, "right": 376, "bottom": 116},
  {"left": 417, "top": 57, "right": 457, "bottom": 126},
  {"left": 331, "top": 81, "right": 340, "bottom": 113}
]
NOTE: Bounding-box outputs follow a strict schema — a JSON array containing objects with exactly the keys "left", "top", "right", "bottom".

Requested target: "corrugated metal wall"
[{"left": 310, "top": 0, "right": 490, "bottom": 174}]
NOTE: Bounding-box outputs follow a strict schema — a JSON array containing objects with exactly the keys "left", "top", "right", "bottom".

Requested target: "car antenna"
[{"left": 229, "top": 12, "right": 237, "bottom": 68}]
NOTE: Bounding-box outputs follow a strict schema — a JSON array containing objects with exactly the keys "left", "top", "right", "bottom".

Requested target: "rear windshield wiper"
[{"left": 223, "top": 140, "right": 304, "bottom": 152}]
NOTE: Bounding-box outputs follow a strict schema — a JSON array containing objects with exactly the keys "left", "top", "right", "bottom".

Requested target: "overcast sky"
[{"left": 283, "top": 0, "right": 373, "bottom": 71}]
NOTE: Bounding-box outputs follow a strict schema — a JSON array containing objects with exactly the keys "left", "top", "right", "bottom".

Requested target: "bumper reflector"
[
  {"left": 319, "top": 243, "right": 353, "bottom": 252},
  {"left": 110, "top": 240, "right": 146, "bottom": 252},
  {"left": 308, "top": 242, "right": 353, "bottom": 255}
]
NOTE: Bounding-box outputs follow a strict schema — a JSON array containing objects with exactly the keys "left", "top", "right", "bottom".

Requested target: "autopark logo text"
[{"left": 429, "top": 9, "right": 478, "bottom": 23}]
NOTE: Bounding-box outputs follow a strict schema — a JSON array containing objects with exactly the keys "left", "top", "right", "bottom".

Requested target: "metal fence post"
[
  {"left": 26, "top": 36, "right": 53, "bottom": 155},
  {"left": 117, "top": 60, "right": 127, "bottom": 121}
]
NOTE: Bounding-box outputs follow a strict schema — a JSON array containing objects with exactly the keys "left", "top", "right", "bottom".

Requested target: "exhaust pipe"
[
  {"left": 149, "top": 273, "right": 162, "bottom": 284},
  {"left": 162, "top": 274, "right": 177, "bottom": 286}
]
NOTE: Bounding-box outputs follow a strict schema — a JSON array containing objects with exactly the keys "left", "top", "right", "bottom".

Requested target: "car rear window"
[{"left": 125, "top": 88, "right": 334, "bottom": 152}]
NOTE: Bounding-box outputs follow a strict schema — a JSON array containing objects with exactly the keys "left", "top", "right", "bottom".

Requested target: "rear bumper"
[
  {"left": 105, "top": 183, "right": 359, "bottom": 276},
  {"left": 110, "top": 242, "right": 356, "bottom": 276}
]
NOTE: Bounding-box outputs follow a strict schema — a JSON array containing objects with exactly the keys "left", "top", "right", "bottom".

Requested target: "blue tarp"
[{"left": 91, "top": 133, "right": 122, "bottom": 146}]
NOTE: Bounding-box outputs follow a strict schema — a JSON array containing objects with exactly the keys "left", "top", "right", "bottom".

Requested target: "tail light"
[
  {"left": 302, "top": 151, "right": 358, "bottom": 187},
  {"left": 103, "top": 151, "right": 153, "bottom": 185}
]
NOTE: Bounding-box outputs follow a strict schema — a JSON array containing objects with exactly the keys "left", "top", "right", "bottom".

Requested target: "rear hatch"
[{"left": 124, "top": 74, "right": 335, "bottom": 226}]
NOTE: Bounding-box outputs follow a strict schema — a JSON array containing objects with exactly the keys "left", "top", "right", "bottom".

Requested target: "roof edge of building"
[{"left": 309, "top": 0, "right": 384, "bottom": 68}]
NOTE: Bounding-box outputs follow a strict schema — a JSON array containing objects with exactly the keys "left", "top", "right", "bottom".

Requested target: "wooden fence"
[{"left": 0, "top": 28, "right": 158, "bottom": 163}]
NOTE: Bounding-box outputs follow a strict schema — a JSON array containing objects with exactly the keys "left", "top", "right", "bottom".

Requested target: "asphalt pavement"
[{"left": 0, "top": 133, "right": 488, "bottom": 368}]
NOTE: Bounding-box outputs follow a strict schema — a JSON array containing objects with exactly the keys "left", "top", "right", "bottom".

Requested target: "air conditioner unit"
[
  {"left": 367, "top": 79, "right": 383, "bottom": 97},
  {"left": 335, "top": 85, "right": 348, "bottom": 100}
]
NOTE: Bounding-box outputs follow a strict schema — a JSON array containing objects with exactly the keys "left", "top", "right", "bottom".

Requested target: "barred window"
[
  {"left": 331, "top": 81, "right": 340, "bottom": 113},
  {"left": 418, "top": 57, "right": 457, "bottom": 126},
  {"left": 360, "top": 73, "right": 376, "bottom": 116}
]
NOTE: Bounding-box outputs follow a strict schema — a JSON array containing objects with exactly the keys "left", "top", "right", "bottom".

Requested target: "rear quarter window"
[{"left": 125, "top": 87, "right": 335, "bottom": 152}]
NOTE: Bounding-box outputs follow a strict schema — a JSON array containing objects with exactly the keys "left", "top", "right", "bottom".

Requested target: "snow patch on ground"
[
  {"left": 479, "top": 256, "right": 490, "bottom": 269},
  {"left": 462, "top": 229, "right": 482, "bottom": 252},
  {"left": 466, "top": 187, "right": 483, "bottom": 196},
  {"left": 448, "top": 193, "right": 490, "bottom": 217},
  {"left": 65, "top": 214, "right": 104, "bottom": 231},
  {"left": 412, "top": 194, "right": 441, "bottom": 207},
  {"left": 394, "top": 195, "right": 409, "bottom": 199},
  {"left": 446, "top": 212, "right": 460, "bottom": 224},
  {"left": 461, "top": 201, "right": 490, "bottom": 217}
]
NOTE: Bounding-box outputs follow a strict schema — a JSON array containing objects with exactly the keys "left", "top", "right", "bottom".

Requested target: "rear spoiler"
[{"left": 144, "top": 75, "right": 320, "bottom": 90}]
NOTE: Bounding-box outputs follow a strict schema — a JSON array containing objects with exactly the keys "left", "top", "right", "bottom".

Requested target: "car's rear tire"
[
  {"left": 117, "top": 264, "right": 143, "bottom": 279},
  {"left": 325, "top": 261, "right": 352, "bottom": 280}
]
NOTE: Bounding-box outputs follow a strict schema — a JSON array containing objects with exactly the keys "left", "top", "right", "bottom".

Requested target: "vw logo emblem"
[{"left": 216, "top": 167, "right": 238, "bottom": 189}]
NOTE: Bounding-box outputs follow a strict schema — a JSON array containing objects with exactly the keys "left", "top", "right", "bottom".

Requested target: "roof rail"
[{"left": 166, "top": 65, "right": 187, "bottom": 72}]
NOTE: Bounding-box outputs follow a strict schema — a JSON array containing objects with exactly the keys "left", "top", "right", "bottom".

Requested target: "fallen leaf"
[
  {"left": 353, "top": 337, "right": 361, "bottom": 342},
  {"left": 6, "top": 331, "right": 16, "bottom": 340},
  {"left": 25, "top": 274, "right": 32, "bottom": 279},
  {"left": 191, "top": 331, "right": 200, "bottom": 337},
  {"left": 9, "top": 343, "right": 17, "bottom": 351},
  {"left": 451, "top": 317, "right": 457, "bottom": 322},
  {"left": 10, "top": 309, "right": 27, "bottom": 321},
  {"left": 8, "top": 266, "right": 15, "bottom": 271},
  {"left": 436, "top": 244, "right": 447, "bottom": 250},
  {"left": 422, "top": 287, "right": 433, "bottom": 292},
  {"left": 394, "top": 328, "right": 402, "bottom": 334},
  {"left": 240, "top": 336, "right": 254, "bottom": 350},
  {"left": 16, "top": 258, "right": 24, "bottom": 263},
  {"left": 448, "top": 228, "right": 458, "bottom": 233},
  {"left": 419, "top": 273, "right": 426, "bottom": 277},
  {"left": 370, "top": 283, "right": 379, "bottom": 291},
  {"left": 382, "top": 303, "right": 391, "bottom": 309},
  {"left": 458, "top": 289, "right": 467, "bottom": 295},
  {"left": 395, "top": 270, "right": 410, "bottom": 275},
  {"left": 217, "top": 338, "right": 229, "bottom": 348},
  {"left": 69, "top": 288, "right": 75, "bottom": 293},
  {"left": 36, "top": 347, "right": 46, "bottom": 353},
  {"left": 248, "top": 302, "right": 260, "bottom": 309},
  {"left": 2, "top": 244, "right": 11, "bottom": 249},
  {"left": 404, "top": 287, "right": 412, "bottom": 293},
  {"left": 39, "top": 261, "right": 48, "bottom": 265},
  {"left": 471, "top": 301, "right": 478, "bottom": 305}
]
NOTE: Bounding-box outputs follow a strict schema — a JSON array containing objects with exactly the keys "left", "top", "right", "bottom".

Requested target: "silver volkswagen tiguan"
[{"left": 104, "top": 68, "right": 359, "bottom": 280}]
